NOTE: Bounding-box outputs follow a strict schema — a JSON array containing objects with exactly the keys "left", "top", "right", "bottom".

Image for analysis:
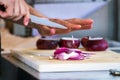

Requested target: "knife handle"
[{"left": 0, "top": 16, "right": 37, "bottom": 28}]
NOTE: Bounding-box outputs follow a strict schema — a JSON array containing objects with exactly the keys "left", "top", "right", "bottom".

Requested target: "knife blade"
[{"left": 30, "top": 15, "right": 67, "bottom": 29}]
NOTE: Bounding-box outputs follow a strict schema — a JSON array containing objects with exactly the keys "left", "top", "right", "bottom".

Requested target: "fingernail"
[
  {"left": 78, "top": 25, "right": 82, "bottom": 28},
  {"left": 50, "top": 29, "right": 56, "bottom": 35},
  {"left": 74, "top": 25, "right": 81, "bottom": 29},
  {"left": 24, "top": 18, "right": 29, "bottom": 26}
]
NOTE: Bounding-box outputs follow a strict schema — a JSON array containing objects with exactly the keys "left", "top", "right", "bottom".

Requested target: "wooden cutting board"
[{"left": 11, "top": 48, "right": 120, "bottom": 72}]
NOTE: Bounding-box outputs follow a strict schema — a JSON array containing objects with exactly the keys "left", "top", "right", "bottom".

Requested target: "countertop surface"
[{"left": 1, "top": 28, "right": 120, "bottom": 79}]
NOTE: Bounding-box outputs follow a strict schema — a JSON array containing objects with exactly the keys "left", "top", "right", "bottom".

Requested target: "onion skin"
[
  {"left": 36, "top": 38, "right": 58, "bottom": 50},
  {"left": 82, "top": 37, "right": 109, "bottom": 51},
  {"left": 81, "top": 36, "right": 89, "bottom": 47}
]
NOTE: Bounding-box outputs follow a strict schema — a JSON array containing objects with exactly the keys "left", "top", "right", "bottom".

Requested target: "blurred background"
[
  {"left": 0, "top": 0, "right": 120, "bottom": 79},
  {"left": 0, "top": 0, "right": 120, "bottom": 42}
]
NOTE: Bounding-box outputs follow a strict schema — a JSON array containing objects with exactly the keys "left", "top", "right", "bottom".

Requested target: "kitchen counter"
[{"left": 1, "top": 28, "right": 120, "bottom": 80}]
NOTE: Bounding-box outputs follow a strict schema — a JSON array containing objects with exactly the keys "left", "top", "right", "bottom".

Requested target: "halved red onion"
[
  {"left": 81, "top": 36, "right": 109, "bottom": 51},
  {"left": 36, "top": 38, "right": 58, "bottom": 49},
  {"left": 58, "top": 37, "right": 80, "bottom": 48},
  {"left": 54, "top": 47, "right": 89, "bottom": 60}
]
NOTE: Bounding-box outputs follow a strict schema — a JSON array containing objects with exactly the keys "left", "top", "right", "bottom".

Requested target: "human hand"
[
  {"left": 0, "top": 0, "right": 30, "bottom": 26},
  {"left": 34, "top": 18, "right": 93, "bottom": 36}
]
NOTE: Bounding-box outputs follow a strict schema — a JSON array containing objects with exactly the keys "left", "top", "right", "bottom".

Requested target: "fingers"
[
  {"left": 36, "top": 18, "right": 93, "bottom": 36},
  {"left": 23, "top": 11, "right": 30, "bottom": 26},
  {"left": 13, "top": 0, "right": 21, "bottom": 20},
  {"left": 49, "top": 18, "right": 81, "bottom": 30},
  {"left": 12, "top": 0, "right": 21, "bottom": 20},
  {"left": 0, "top": 0, "right": 30, "bottom": 26},
  {"left": 21, "top": 0, "right": 30, "bottom": 26},
  {"left": 49, "top": 18, "right": 93, "bottom": 31},
  {"left": 13, "top": 0, "right": 30, "bottom": 26},
  {"left": 65, "top": 18, "right": 94, "bottom": 25},
  {"left": 36, "top": 24, "right": 56, "bottom": 36},
  {"left": 81, "top": 24, "right": 93, "bottom": 30},
  {"left": 0, "top": 1, "right": 14, "bottom": 18},
  {"left": 35, "top": 24, "right": 73, "bottom": 36},
  {"left": 65, "top": 18, "right": 93, "bottom": 30}
]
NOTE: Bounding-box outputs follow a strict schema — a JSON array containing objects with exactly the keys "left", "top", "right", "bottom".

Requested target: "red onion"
[
  {"left": 81, "top": 36, "right": 109, "bottom": 51},
  {"left": 36, "top": 38, "right": 58, "bottom": 50},
  {"left": 53, "top": 47, "right": 89, "bottom": 60},
  {"left": 58, "top": 37, "right": 80, "bottom": 48}
]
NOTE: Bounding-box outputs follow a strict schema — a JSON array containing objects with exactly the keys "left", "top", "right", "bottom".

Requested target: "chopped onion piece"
[{"left": 54, "top": 47, "right": 89, "bottom": 60}]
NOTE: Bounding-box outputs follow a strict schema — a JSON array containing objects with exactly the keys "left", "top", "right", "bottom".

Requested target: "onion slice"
[{"left": 53, "top": 47, "right": 89, "bottom": 60}]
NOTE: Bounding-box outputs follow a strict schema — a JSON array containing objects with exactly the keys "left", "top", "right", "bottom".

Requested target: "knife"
[
  {"left": 0, "top": 5, "right": 67, "bottom": 29},
  {"left": 30, "top": 15, "right": 67, "bottom": 29}
]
